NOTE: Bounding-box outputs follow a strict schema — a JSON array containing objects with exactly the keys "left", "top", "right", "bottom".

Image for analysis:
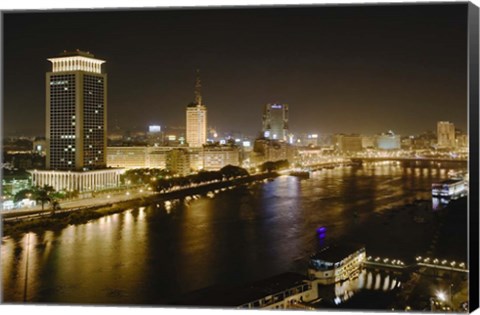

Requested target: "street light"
[{"left": 436, "top": 291, "right": 446, "bottom": 302}]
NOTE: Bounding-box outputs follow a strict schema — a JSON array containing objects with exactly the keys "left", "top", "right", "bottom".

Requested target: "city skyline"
[
  {"left": 3, "top": 4, "right": 468, "bottom": 137},
  {"left": 1, "top": 3, "right": 477, "bottom": 312}
]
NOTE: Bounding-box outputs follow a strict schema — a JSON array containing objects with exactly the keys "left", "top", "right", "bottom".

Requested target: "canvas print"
[{"left": 1, "top": 2, "right": 479, "bottom": 312}]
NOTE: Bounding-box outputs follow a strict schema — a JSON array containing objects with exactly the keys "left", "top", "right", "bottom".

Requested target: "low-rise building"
[
  {"left": 29, "top": 169, "right": 123, "bottom": 192},
  {"left": 252, "top": 139, "right": 296, "bottom": 165},
  {"left": 166, "top": 148, "right": 190, "bottom": 176},
  {"left": 335, "top": 134, "right": 363, "bottom": 153},
  {"left": 202, "top": 144, "right": 240, "bottom": 171},
  {"left": 376, "top": 131, "right": 401, "bottom": 150},
  {"left": 107, "top": 147, "right": 149, "bottom": 169}
]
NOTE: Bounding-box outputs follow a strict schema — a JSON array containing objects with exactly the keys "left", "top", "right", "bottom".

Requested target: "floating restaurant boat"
[
  {"left": 308, "top": 244, "right": 366, "bottom": 285},
  {"left": 431, "top": 179, "right": 467, "bottom": 199}
]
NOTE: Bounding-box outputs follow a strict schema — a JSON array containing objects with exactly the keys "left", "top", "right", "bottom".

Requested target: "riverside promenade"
[{"left": 1, "top": 172, "right": 279, "bottom": 223}]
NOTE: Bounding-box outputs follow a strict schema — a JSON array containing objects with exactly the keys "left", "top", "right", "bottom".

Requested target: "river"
[{"left": 1, "top": 162, "right": 467, "bottom": 306}]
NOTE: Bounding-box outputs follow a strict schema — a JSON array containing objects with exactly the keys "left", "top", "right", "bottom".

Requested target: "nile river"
[{"left": 1, "top": 162, "right": 467, "bottom": 305}]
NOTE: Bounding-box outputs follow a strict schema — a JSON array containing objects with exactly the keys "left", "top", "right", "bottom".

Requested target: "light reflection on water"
[
  {"left": 328, "top": 269, "right": 402, "bottom": 305},
  {"left": 1, "top": 162, "right": 465, "bottom": 305}
]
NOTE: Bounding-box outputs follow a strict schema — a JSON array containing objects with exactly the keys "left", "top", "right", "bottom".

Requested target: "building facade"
[
  {"left": 376, "top": 131, "right": 401, "bottom": 150},
  {"left": 30, "top": 169, "right": 122, "bottom": 192},
  {"left": 335, "top": 134, "right": 363, "bottom": 153},
  {"left": 46, "top": 50, "right": 107, "bottom": 171},
  {"left": 166, "top": 148, "right": 191, "bottom": 176},
  {"left": 186, "top": 71, "right": 207, "bottom": 147},
  {"left": 107, "top": 146, "right": 172, "bottom": 169},
  {"left": 252, "top": 139, "right": 296, "bottom": 166},
  {"left": 262, "top": 103, "right": 289, "bottom": 141},
  {"left": 202, "top": 144, "right": 240, "bottom": 171},
  {"left": 437, "top": 121, "right": 455, "bottom": 148}
]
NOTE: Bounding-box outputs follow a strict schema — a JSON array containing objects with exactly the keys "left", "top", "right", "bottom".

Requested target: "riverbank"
[{"left": 2, "top": 172, "right": 279, "bottom": 236}]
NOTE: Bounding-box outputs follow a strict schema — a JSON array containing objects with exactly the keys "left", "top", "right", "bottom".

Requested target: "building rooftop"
[
  {"left": 58, "top": 49, "right": 95, "bottom": 58},
  {"left": 173, "top": 272, "right": 308, "bottom": 307},
  {"left": 311, "top": 244, "right": 365, "bottom": 263}
]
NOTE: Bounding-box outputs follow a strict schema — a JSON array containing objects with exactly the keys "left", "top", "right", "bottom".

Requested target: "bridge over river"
[
  {"left": 351, "top": 157, "right": 467, "bottom": 164},
  {"left": 364, "top": 255, "right": 468, "bottom": 274}
]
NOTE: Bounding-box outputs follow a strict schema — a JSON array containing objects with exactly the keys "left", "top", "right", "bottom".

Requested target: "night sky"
[{"left": 3, "top": 3, "right": 469, "bottom": 137}]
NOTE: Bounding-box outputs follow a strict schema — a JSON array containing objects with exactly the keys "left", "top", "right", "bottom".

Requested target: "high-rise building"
[
  {"left": 46, "top": 50, "right": 107, "bottom": 170},
  {"left": 30, "top": 50, "right": 122, "bottom": 192},
  {"left": 437, "top": 121, "right": 456, "bottom": 148},
  {"left": 262, "top": 103, "right": 289, "bottom": 141},
  {"left": 186, "top": 70, "right": 207, "bottom": 148},
  {"left": 147, "top": 125, "right": 163, "bottom": 146}
]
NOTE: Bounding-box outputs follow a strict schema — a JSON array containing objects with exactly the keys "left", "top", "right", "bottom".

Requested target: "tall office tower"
[
  {"left": 31, "top": 50, "right": 121, "bottom": 193},
  {"left": 262, "top": 103, "right": 289, "bottom": 141},
  {"left": 46, "top": 50, "right": 107, "bottom": 170},
  {"left": 186, "top": 70, "right": 207, "bottom": 147},
  {"left": 437, "top": 121, "right": 456, "bottom": 148}
]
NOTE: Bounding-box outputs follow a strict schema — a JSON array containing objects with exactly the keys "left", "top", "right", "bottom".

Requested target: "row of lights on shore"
[
  {"left": 416, "top": 256, "right": 466, "bottom": 268},
  {"left": 367, "top": 256, "right": 405, "bottom": 266}
]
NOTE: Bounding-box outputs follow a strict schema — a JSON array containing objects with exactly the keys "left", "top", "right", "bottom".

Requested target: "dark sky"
[{"left": 3, "top": 3, "right": 468, "bottom": 137}]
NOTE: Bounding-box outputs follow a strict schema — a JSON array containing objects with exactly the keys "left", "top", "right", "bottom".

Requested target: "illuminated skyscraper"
[
  {"left": 437, "top": 121, "right": 456, "bottom": 148},
  {"left": 46, "top": 50, "right": 107, "bottom": 170},
  {"left": 262, "top": 103, "right": 289, "bottom": 141},
  {"left": 31, "top": 50, "right": 122, "bottom": 192},
  {"left": 186, "top": 70, "right": 207, "bottom": 147}
]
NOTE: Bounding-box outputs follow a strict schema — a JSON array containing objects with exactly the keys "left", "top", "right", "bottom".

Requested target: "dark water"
[{"left": 1, "top": 162, "right": 467, "bottom": 305}]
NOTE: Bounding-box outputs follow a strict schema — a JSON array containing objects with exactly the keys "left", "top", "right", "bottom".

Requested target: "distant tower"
[
  {"left": 262, "top": 103, "right": 289, "bottom": 141},
  {"left": 46, "top": 50, "right": 107, "bottom": 170},
  {"left": 437, "top": 121, "right": 456, "bottom": 148},
  {"left": 186, "top": 70, "right": 207, "bottom": 147}
]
